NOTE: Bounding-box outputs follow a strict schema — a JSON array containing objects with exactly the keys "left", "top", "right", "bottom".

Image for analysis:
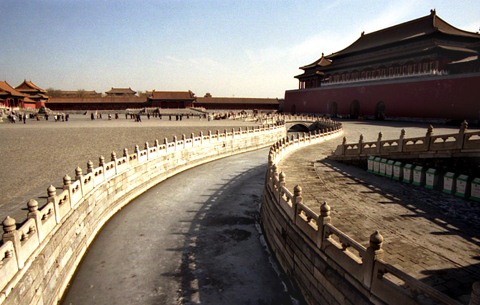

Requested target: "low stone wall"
[
  {"left": 261, "top": 124, "right": 478, "bottom": 305},
  {"left": 0, "top": 124, "right": 287, "bottom": 304}
]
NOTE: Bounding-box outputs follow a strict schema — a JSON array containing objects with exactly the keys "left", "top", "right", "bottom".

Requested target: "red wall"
[{"left": 284, "top": 73, "right": 480, "bottom": 120}]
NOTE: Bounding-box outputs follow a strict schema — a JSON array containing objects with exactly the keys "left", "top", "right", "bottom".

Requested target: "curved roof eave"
[{"left": 325, "top": 10, "right": 480, "bottom": 60}]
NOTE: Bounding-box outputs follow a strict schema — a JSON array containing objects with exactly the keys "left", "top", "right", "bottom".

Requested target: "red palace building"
[{"left": 285, "top": 10, "right": 480, "bottom": 122}]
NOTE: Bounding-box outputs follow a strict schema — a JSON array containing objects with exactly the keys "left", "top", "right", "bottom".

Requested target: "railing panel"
[
  {"left": 55, "top": 189, "right": 71, "bottom": 220},
  {"left": 137, "top": 149, "right": 148, "bottom": 163},
  {"left": 463, "top": 132, "right": 480, "bottom": 150},
  {"left": 16, "top": 218, "right": 40, "bottom": 268},
  {"left": 295, "top": 207, "right": 318, "bottom": 241},
  {"left": 0, "top": 241, "right": 18, "bottom": 292},
  {"left": 38, "top": 202, "right": 56, "bottom": 236},
  {"left": 82, "top": 172, "right": 94, "bottom": 195},
  {"left": 92, "top": 166, "right": 105, "bottom": 187},
  {"left": 68, "top": 180, "right": 82, "bottom": 208},
  {"left": 371, "top": 262, "right": 462, "bottom": 305},
  {"left": 115, "top": 156, "right": 128, "bottom": 174},
  {"left": 148, "top": 146, "right": 159, "bottom": 159},
  {"left": 127, "top": 153, "right": 138, "bottom": 167},
  {"left": 402, "top": 137, "right": 427, "bottom": 152},
  {"left": 104, "top": 161, "right": 116, "bottom": 180}
]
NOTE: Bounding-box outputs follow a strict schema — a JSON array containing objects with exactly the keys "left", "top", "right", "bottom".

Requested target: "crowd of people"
[{"left": 1, "top": 107, "right": 280, "bottom": 125}]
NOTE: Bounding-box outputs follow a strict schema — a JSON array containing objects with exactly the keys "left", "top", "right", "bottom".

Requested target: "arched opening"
[
  {"left": 350, "top": 100, "right": 360, "bottom": 119},
  {"left": 288, "top": 124, "right": 310, "bottom": 132},
  {"left": 330, "top": 102, "right": 338, "bottom": 118},
  {"left": 375, "top": 101, "right": 386, "bottom": 120},
  {"left": 291, "top": 104, "right": 296, "bottom": 115}
]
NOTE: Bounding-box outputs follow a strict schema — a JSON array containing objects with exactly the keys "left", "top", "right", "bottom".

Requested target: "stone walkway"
[
  {"left": 62, "top": 148, "right": 300, "bottom": 305},
  {"left": 279, "top": 121, "right": 480, "bottom": 304}
]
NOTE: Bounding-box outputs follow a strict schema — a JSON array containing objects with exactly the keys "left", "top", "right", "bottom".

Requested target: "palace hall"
[{"left": 285, "top": 10, "right": 480, "bottom": 121}]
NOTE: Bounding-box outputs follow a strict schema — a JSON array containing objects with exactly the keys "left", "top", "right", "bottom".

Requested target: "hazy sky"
[{"left": 1, "top": 0, "right": 479, "bottom": 98}]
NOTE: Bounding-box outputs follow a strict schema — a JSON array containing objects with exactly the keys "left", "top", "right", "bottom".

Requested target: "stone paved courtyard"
[{"left": 279, "top": 121, "right": 480, "bottom": 303}]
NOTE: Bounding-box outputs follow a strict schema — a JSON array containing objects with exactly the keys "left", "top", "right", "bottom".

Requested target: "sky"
[{"left": 1, "top": 0, "right": 479, "bottom": 98}]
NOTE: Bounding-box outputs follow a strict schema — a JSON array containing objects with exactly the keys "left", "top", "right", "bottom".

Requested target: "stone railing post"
[
  {"left": 398, "top": 129, "right": 405, "bottom": 152},
  {"left": 75, "top": 166, "right": 83, "bottom": 182},
  {"left": 75, "top": 166, "right": 84, "bottom": 194},
  {"left": 163, "top": 138, "right": 169, "bottom": 153},
  {"left": 363, "top": 230, "right": 384, "bottom": 289},
  {"left": 182, "top": 134, "right": 186, "bottom": 148},
  {"left": 173, "top": 136, "right": 178, "bottom": 150},
  {"left": 144, "top": 142, "right": 150, "bottom": 158},
  {"left": 272, "top": 165, "right": 279, "bottom": 192},
  {"left": 111, "top": 151, "right": 118, "bottom": 173},
  {"left": 134, "top": 144, "right": 140, "bottom": 156},
  {"left": 425, "top": 125, "right": 433, "bottom": 151},
  {"left": 470, "top": 282, "right": 480, "bottom": 305},
  {"left": 99, "top": 155, "right": 105, "bottom": 167},
  {"left": 63, "top": 174, "right": 72, "bottom": 189},
  {"left": 27, "top": 199, "right": 43, "bottom": 241},
  {"left": 200, "top": 131, "right": 204, "bottom": 145},
  {"left": 87, "top": 160, "right": 94, "bottom": 173},
  {"left": 292, "top": 185, "right": 302, "bottom": 223},
  {"left": 458, "top": 120, "right": 468, "bottom": 149},
  {"left": 317, "top": 202, "right": 331, "bottom": 249},
  {"left": 64, "top": 174, "right": 76, "bottom": 208},
  {"left": 278, "top": 172, "right": 286, "bottom": 202},
  {"left": 377, "top": 132, "right": 382, "bottom": 154},
  {"left": 47, "top": 185, "right": 61, "bottom": 223},
  {"left": 191, "top": 132, "right": 195, "bottom": 146},
  {"left": 359, "top": 134, "right": 364, "bottom": 154},
  {"left": 2, "top": 216, "right": 22, "bottom": 268},
  {"left": 341, "top": 137, "right": 347, "bottom": 155}
]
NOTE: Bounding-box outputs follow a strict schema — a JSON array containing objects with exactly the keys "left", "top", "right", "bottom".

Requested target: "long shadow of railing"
[
  {"left": 319, "top": 158, "right": 480, "bottom": 248},
  {"left": 319, "top": 157, "right": 480, "bottom": 299}
]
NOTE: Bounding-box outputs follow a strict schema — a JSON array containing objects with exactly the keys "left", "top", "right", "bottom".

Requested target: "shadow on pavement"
[{"left": 163, "top": 164, "right": 305, "bottom": 305}]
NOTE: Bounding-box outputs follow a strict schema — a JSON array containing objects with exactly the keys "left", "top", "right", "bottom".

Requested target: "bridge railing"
[
  {"left": 263, "top": 124, "right": 476, "bottom": 305},
  {"left": 333, "top": 120, "right": 480, "bottom": 159}
]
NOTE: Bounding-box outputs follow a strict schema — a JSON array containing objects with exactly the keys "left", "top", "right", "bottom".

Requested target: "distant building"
[
  {"left": 105, "top": 87, "right": 137, "bottom": 97},
  {"left": 285, "top": 10, "right": 480, "bottom": 121},
  {"left": 15, "top": 80, "right": 49, "bottom": 108},
  {"left": 195, "top": 96, "right": 279, "bottom": 110},
  {"left": 0, "top": 81, "right": 34, "bottom": 109},
  {"left": 146, "top": 90, "right": 196, "bottom": 108},
  {"left": 56, "top": 90, "right": 102, "bottom": 98}
]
